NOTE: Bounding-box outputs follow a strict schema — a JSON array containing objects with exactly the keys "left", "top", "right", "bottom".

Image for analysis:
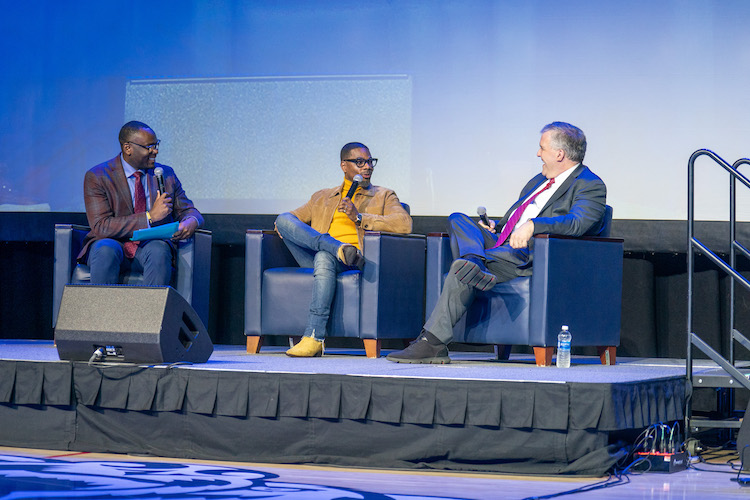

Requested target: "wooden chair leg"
[
  {"left": 597, "top": 346, "right": 617, "bottom": 365},
  {"left": 494, "top": 344, "right": 512, "bottom": 361},
  {"left": 246, "top": 335, "right": 263, "bottom": 354},
  {"left": 363, "top": 339, "right": 381, "bottom": 358},
  {"left": 534, "top": 347, "right": 554, "bottom": 367}
]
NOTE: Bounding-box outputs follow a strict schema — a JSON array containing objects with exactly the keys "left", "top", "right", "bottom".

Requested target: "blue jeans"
[
  {"left": 275, "top": 212, "right": 352, "bottom": 339},
  {"left": 88, "top": 238, "right": 173, "bottom": 286}
]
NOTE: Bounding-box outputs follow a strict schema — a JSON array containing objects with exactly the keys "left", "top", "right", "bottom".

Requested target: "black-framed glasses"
[
  {"left": 343, "top": 157, "right": 377, "bottom": 168},
  {"left": 128, "top": 140, "right": 161, "bottom": 152}
]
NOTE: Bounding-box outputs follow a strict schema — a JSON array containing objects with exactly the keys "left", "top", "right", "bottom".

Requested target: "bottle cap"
[{"left": 562, "top": 325, "right": 569, "bottom": 330}]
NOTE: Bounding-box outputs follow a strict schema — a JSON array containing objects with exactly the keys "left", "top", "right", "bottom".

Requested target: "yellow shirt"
[
  {"left": 289, "top": 181, "right": 412, "bottom": 249},
  {"left": 328, "top": 179, "right": 360, "bottom": 249}
]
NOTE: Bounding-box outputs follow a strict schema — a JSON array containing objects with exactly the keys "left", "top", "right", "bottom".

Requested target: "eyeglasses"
[
  {"left": 343, "top": 158, "right": 377, "bottom": 168},
  {"left": 128, "top": 140, "right": 161, "bottom": 152}
]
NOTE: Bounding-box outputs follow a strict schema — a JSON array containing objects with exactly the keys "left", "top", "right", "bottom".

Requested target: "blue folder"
[{"left": 131, "top": 222, "right": 179, "bottom": 241}]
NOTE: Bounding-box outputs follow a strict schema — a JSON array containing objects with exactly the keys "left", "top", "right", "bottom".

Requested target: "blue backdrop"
[{"left": 2, "top": 0, "right": 749, "bottom": 219}]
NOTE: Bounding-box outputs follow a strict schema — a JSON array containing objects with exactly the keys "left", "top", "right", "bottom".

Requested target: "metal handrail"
[
  {"left": 730, "top": 158, "right": 750, "bottom": 367},
  {"left": 687, "top": 150, "right": 750, "bottom": 434}
]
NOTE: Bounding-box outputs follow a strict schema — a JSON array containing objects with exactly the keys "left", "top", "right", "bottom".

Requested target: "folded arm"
[
  {"left": 168, "top": 174, "right": 203, "bottom": 239},
  {"left": 359, "top": 190, "right": 412, "bottom": 233},
  {"left": 531, "top": 179, "right": 607, "bottom": 237}
]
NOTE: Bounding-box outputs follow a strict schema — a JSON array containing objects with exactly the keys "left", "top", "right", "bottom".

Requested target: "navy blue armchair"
[
  {"left": 425, "top": 206, "right": 623, "bottom": 366},
  {"left": 52, "top": 224, "right": 212, "bottom": 328},
  {"left": 244, "top": 230, "right": 426, "bottom": 358}
]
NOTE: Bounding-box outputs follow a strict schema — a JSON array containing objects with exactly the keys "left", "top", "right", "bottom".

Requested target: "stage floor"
[
  {"left": 0, "top": 339, "right": 701, "bottom": 384},
  {"left": 0, "top": 340, "right": 691, "bottom": 476}
]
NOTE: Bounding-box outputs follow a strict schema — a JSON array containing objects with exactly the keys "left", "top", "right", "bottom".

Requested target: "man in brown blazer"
[
  {"left": 274, "top": 142, "right": 412, "bottom": 357},
  {"left": 79, "top": 121, "right": 203, "bottom": 285}
]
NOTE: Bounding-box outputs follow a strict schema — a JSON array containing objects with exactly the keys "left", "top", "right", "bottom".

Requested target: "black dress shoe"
[
  {"left": 386, "top": 330, "right": 450, "bottom": 364},
  {"left": 451, "top": 256, "right": 497, "bottom": 291}
]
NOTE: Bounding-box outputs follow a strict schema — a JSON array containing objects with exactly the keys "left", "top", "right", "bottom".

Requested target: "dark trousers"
[
  {"left": 88, "top": 238, "right": 173, "bottom": 286},
  {"left": 424, "top": 212, "right": 528, "bottom": 344}
]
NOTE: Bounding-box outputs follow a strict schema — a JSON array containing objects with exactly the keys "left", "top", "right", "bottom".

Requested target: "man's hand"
[
  {"left": 509, "top": 220, "right": 534, "bottom": 249},
  {"left": 337, "top": 197, "right": 359, "bottom": 222},
  {"left": 150, "top": 191, "right": 173, "bottom": 222},
  {"left": 274, "top": 222, "right": 283, "bottom": 239},
  {"left": 478, "top": 218, "right": 497, "bottom": 234},
  {"left": 172, "top": 217, "right": 199, "bottom": 241}
]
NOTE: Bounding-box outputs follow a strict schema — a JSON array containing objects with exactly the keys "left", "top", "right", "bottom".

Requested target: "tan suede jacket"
[{"left": 290, "top": 182, "right": 412, "bottom": 248}]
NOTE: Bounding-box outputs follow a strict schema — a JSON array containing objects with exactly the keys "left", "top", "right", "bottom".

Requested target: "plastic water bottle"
[{"left": 556, "top": 325, "right": 571, "bottom": 368}]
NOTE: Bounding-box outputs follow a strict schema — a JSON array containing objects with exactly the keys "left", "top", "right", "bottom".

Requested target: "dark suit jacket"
[
  {"left": 491, "top": 164, "right": 607, "bottom": 275},
  {"left": 78, "top": 154, "right": 204, "bottom": 262}
]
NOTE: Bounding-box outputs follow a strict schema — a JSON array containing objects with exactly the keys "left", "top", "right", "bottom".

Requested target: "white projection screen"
[{"left": 124, "top": 76, "right": 412, "bottom": 214}]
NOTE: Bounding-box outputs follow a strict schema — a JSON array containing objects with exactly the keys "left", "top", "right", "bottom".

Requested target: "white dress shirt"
[{"left": 509, "top": 163, "right": 579, "bottom": 232}]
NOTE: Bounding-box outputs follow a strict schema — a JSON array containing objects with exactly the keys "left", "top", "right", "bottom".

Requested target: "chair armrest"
[
  {"left": 174, "top": 229, "right": 212, "bottom": 327},
  {"left": 53, "top": 224, "right": 90, "bottom": 328},
  {"left": 364, "top": 231, "right": 425, "bottom": 239},
  {"left": 534, "top": 234, "right": 624, "bottom": 243},
  {"left": 360, "top": 232, "right": 427, "bottom": 339},
  {"left": 529, "top": 235, "right": 624, "bottom": 346},
  {"left": 244, "top": 230, "right": 298, "bottom": 336}
]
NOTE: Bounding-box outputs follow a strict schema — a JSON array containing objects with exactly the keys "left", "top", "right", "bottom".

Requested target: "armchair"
[
  {"left": 52, "top": 224, "right": 212, "bottom": 328},
  {"left": 244, "top": 230, "right": 426, "bottom": 358},
  {"left": 426, "top": 206, "right": 623, "bottom": 366}
]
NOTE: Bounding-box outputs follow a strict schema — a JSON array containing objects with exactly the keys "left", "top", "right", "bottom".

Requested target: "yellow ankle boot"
[{"left": 286, "top": 336, "right": 324, "bottom": 357}]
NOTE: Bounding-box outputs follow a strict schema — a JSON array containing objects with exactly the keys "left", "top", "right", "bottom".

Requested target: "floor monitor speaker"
[{"left": 55, "top": 284, "right": 213, "bottom": 364}]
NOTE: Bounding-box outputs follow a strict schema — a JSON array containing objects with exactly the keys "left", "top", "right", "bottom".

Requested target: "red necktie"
[
  {"left": 492, "top": 178, "right": 555, "bottom": 248},
  {"left": 124, "top": 171, "right": 146, "bottom": 259}
]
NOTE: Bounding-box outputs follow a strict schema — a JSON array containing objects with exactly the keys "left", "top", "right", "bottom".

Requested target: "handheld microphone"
[
  {"left": 477, "top": 206, "right": 490, "bottom": 226},
  {"left": 346, "top": 174, "right": 363, "bottom": 199},
  {"left": 154, "top": 167, "right": 166, "bottom": 195}
]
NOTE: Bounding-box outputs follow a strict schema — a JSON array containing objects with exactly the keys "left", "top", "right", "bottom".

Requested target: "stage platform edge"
[{"left": 0, "top": 342, "right": 687, "bottom": 476}]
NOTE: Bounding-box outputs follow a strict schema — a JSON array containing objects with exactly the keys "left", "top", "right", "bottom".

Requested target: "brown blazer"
[
  {"left": 78, "top": 154, "right": 203, "bottom": 261},
  {"left": 291, "top": 182, "right": 412, "bottom": 248}
]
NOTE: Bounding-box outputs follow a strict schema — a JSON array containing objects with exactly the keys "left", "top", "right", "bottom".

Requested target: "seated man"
[
  {"left": 275, "top": 142, "right": 412, "bottom": 357},
  {"left": 78, "top": 121, "right": 203, "bottom": 286},
  {"left": 387, "top": 121, "right": 607, "bottom": 364}
]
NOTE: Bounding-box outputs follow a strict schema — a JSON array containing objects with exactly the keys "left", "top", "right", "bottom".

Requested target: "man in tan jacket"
[{"left": 275, "top": 142, "right": 412, "bottom": 357}]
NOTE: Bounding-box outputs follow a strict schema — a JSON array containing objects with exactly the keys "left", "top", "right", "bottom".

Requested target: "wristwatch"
[{"left": 355, "top": 213, "right": 363, "bottom": 226}]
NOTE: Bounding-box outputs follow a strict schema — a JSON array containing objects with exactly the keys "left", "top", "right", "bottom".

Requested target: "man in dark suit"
[
  {"left": 79, "top": 121, "right": 203, "bottom": 285},
  {"left": 387, "top": 121, "right": 607, "bottom": 364}
]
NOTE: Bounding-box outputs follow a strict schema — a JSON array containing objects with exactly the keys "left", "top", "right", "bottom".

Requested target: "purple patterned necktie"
[{"left": 492, "top": 178, "right": 555, "bottom": 248}]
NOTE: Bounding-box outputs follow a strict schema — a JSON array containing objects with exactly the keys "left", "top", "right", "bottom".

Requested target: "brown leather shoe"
[{"left": 337, "top": 244, "right": 364, "bottom": 268}]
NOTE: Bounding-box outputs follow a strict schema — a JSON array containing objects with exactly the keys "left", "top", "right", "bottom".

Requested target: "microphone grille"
[
  {"left": 477, "top": 206, "right": 487, "bottom": 216},
  {"left": 154, "top": 167, "right": 164, "bottom": 177},
  {"left": 353, "top": 174, "right": 363, "bottom": 183}
]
